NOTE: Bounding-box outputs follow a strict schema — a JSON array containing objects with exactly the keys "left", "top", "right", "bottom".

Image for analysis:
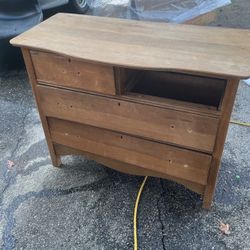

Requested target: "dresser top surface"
[{"left": 11, "top": 13, "right": 250, "bottom": 78}]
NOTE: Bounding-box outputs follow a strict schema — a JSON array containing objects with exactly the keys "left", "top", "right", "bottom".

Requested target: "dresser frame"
[
  {"left": 21, "top": 47, "right": 239, "bottom": 209},
  {"left": 11, "top": 14, "right": 250, "bottom": 209}
]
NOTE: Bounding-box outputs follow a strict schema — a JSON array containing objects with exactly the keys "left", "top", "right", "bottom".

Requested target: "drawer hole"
[
  {"left": 68, "top": 58, "right": 71, "bottom": 63},
  {"left": 116, "top": 68, "right": 226, "bottom": 110},
  {"left": 118, "top": 102, "right": 121, "bottom": 106}
]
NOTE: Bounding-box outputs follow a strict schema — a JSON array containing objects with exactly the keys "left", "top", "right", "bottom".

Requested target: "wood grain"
[
  {"left": 21, "top": 48, "right": 61, "bottom": 167},
  {"left": 31, "top": 51, "right": 116, "bottom": 95},
  {"left": 203, "top": 78, "right": 239, "bottom": 209},
  {"left": 49, "top": 118, "right": 211, "bottom": 185},
  {"left": 37, "top": 84, "right": 219, "bottom": 153},
  {"left": 11, "top": 13, "right": 250, "bottom": 78},
  {"left": 54, "top": 143, "right": 205, "bottom": 194}
]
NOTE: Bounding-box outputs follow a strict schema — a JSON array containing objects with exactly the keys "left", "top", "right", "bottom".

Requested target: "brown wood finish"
[
  {"left": 203, "top": 78, "right": 239, "bottom": 208},
  {"left": 12, "top": 14, "right": 248, "bottom": 208},
  {"left": 37, "top": 84, "right": 219, "bottom": 153},
  {"left": 31, "top": 51, "right": 116, "bottom": 95},
  {"left": 10, "top": 14, "right": 250, "bottom": 78},
  {"left": 54, "top": 144, "right": 205, "bottom": 194},
  {"left": 21, "top": 48, "right": 61, "bottom": 167},
  {"left": 124, "top": 93, "right": 219, "bottom": 115},
  {"left": 49, "top": 117, "right": 211, "bottom": 185}
]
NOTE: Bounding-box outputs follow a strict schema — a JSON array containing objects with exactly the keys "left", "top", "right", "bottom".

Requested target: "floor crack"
[
  {"left": 157, "top": 179, "right": 167, "bottom": 250},
  {"left": 1, "top": 104, "right": 31, "bottom": 249}
]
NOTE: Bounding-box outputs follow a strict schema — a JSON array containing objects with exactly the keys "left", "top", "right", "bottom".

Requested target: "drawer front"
[
  {"left": 37, "top": 85, "right": 218, "bottom": 153},
  {"left": 48, "top": 118, "right": 211, "bottom": 185},
  {"left": 31, "top": 51, "right": 116, "bottom": 95}
]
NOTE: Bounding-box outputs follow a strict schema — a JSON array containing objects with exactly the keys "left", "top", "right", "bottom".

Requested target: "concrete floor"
[{"left": 0, "top": 0, "right": 250, "bottom": 249}]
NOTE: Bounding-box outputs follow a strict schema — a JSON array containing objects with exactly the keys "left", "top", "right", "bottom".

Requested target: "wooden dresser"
[{"left": 11, "top": 14, "right": 250, "bottom": 208}]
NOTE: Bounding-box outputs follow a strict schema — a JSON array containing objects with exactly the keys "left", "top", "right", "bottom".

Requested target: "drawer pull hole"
[
  {"left": 68, "top": 58, "right": 71, "bottom": 63},
  {"left": 120, "top": 136, "right": 123, "bottom": 139},
  {"left": 70, "top": 105, "right": 73, "bottom": 108},
  {"left": 118, "top": 102, "right": 121, "bottom": 106},
  {"left": 170, "top": 125, "right": 175, "bottom": 129}
]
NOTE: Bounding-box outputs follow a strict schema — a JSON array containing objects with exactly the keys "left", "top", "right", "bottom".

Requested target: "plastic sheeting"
[
  {"left": 86, "top": 0, "right": 231, "bottom": 23},
  {"left": 87, "top": 0, "right": 133, "bottom": 19}
]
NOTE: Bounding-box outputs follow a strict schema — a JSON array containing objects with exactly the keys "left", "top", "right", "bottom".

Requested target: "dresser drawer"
[
  {"left": 37, "top": 85, "right": 219, "bottom": 153},
  {"left": 31, "top": 51, "right": 116, "bottom": 95},
  {"left": 48, "top": 118, "right": 211, "bottom": 185}
]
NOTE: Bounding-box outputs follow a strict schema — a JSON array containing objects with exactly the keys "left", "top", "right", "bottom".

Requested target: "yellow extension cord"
[
  {"left": 133, "top": 120, "right": 250, "bottom": 250},
  {"left": 133, "top": 176, "right": 148, "bottom": 250},
  {"left": 230, "top": 120, "right": 250, "bottom": 127}
]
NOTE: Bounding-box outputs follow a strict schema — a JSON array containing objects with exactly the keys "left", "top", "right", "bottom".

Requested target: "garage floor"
[{"left": 0, "top": 0, "right": 250, "bottom": 249}]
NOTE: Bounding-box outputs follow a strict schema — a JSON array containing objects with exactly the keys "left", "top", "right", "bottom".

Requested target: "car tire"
[{"left": 68, "top": 0, "right": 89, "bottom": 14}]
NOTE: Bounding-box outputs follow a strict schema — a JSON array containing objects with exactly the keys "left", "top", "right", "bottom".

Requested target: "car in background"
[
  {"left": 0, "top": 0, "right": 88, "bottom": 69},
  {"left": 39, "top": 0, "right": 89, "bottom": 14}
]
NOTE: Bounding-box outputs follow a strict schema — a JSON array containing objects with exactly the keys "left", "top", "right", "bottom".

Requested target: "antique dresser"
[{"left": 11, "top": 14, "right": 250, "bottom": 208}]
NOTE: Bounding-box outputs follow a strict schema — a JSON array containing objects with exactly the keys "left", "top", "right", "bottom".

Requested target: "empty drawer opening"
[{"left": 118, "top": 69, "right": 227, "bottom": 109}]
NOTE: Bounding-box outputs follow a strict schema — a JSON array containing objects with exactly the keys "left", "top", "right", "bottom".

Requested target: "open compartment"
[{"left": 115, "top": 68, "right": 227, "bottom": 110}]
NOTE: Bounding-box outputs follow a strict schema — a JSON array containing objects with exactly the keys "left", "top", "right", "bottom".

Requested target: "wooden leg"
[
  {"left": 203, "top": 79, "right": 239, "bottom": 209},
  {"left": 42, "top": 126, "right": 62, "bottom": 168},
  {"left": 202, "top": 159, "right": 221, "bottom": 209},
  {"left": 21, "top": 48, "right": 62, "bottom": 168},
  {"left": 49, "top": 143, "right": 62, "bottom": 167},
  {"left": 41, "top": 120, "right": 62, "bottom": 168},
  {"left": 52, "top": 154, "right": 62, "bottom": 167},
  {"left": 202, "top": 200, "right": 212, "bottom": 210}
]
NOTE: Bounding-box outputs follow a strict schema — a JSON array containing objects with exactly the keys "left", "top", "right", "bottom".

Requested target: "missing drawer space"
[{"left": 116, "top": 69, "right": 227, "bottom": 109}]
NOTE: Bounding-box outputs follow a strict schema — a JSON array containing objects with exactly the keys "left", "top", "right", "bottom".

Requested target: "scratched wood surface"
[
  {"left": 31, "top": 51, "right": 116, "bottom": 95},
  {"left": 49, "top": 117, "right": 211, "bottom": 185},
  {"left": 54, "top": 144, "right": 206, "bottom": 194},
  {"left": 11, "top": 13, "right": 250, "bottom": 78},
  {"left": 37, "top": 84, "right": 219, "bottom": 153}
]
